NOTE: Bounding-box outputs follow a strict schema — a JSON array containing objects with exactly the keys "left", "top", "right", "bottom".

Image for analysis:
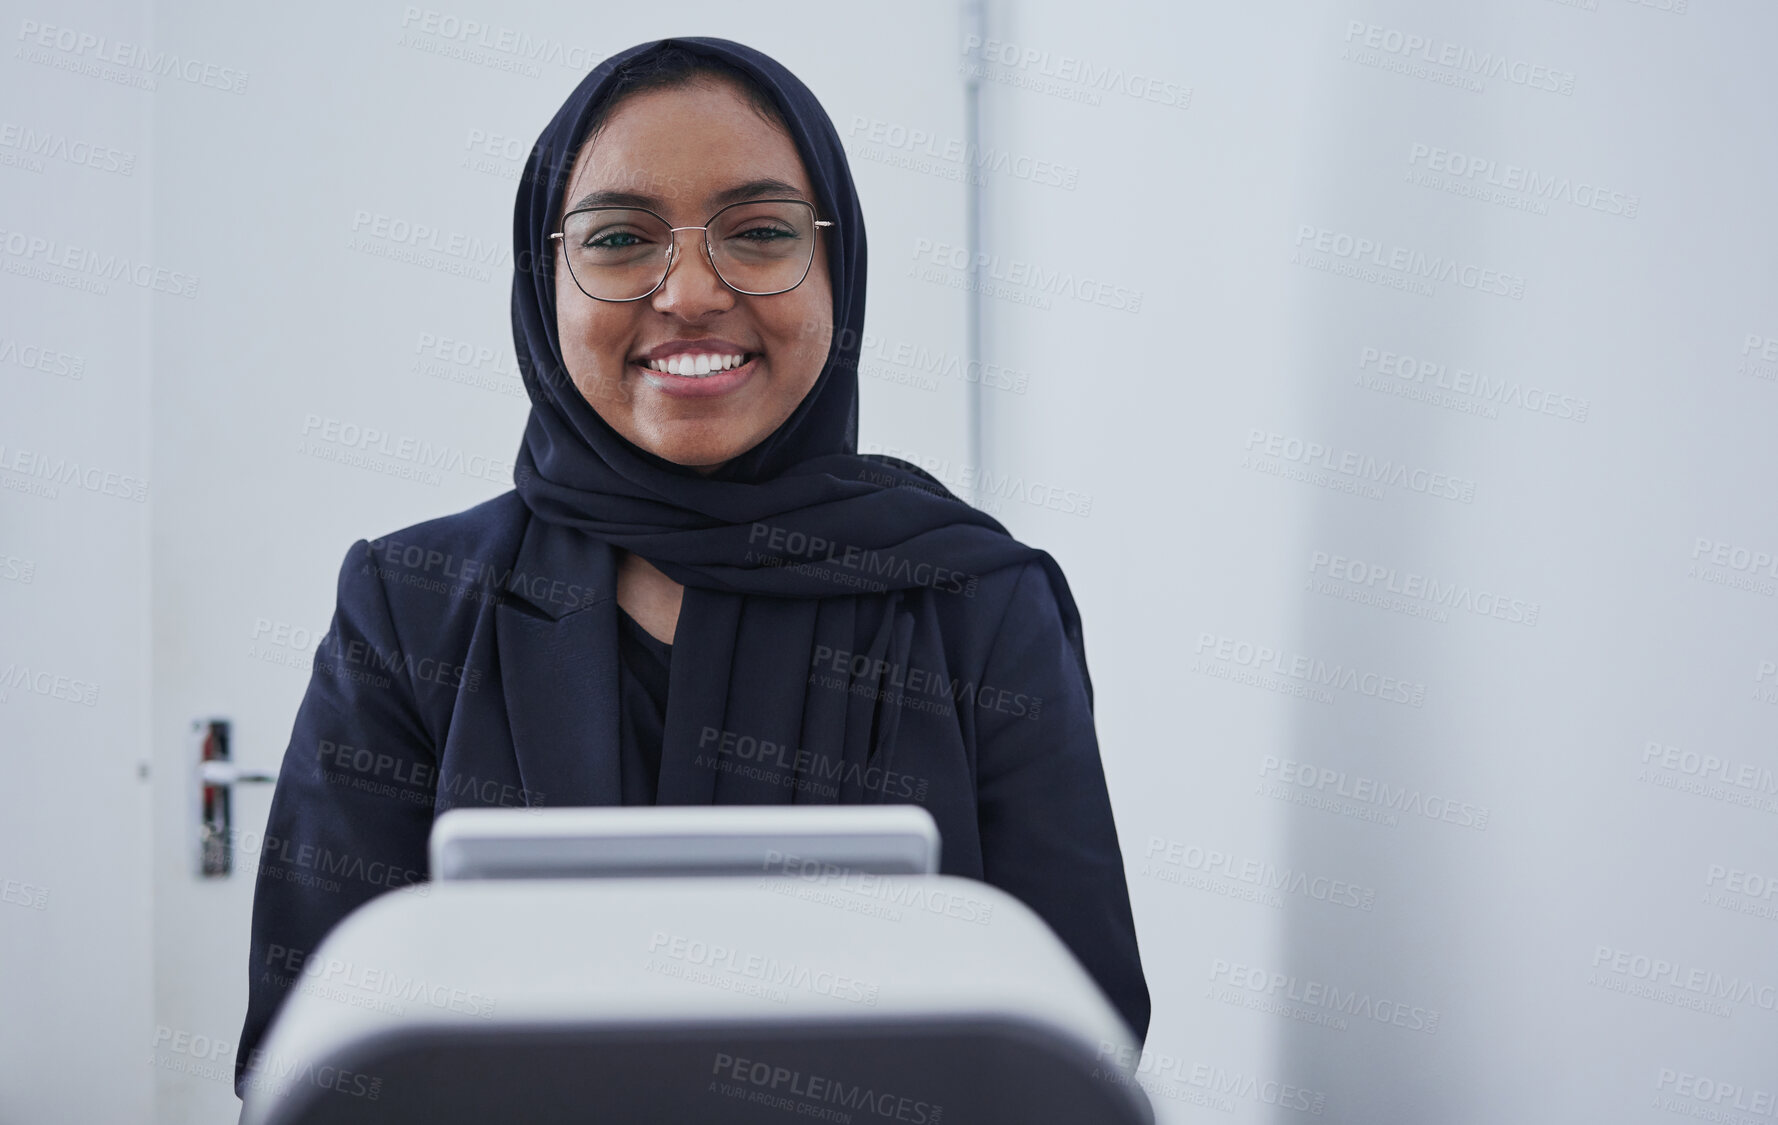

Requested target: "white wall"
[
  {"left": 0, "top": 2, "right": 156, "bottom": 1123},
  {"left": 5, "top": 2, "right": 1775, "bottom": 1123},
  {"left": 974, "top": 1, "right": 1778, "bottom": 1121}
]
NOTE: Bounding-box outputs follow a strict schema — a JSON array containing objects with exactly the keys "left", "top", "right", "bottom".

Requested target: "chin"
[{"left": 642, "top": 427, "right": 758, "bottom": 472}]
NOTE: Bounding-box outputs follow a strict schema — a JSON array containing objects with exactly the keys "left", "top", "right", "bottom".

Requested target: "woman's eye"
[
  {"left": 585, "top": 230, "right": 644, "bottom": 249},
  {"left": 735, "top": 225, "right": 795, "bottom": 242}
]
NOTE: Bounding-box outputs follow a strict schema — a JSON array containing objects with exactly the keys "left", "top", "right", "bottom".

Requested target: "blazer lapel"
[{"left": 493, "top": 517, "right": 622, "bottom": 808}]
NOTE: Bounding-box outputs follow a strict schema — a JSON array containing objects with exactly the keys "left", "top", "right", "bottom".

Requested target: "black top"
[{"left": 614, "top": 604, "right": 670, "bottom": 804}]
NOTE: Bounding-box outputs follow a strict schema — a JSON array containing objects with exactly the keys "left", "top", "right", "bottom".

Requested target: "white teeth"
[{"left": 641, "top": 353, "right": 749, "bottom": 376}]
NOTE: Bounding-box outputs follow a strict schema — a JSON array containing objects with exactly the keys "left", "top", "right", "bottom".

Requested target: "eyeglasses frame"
[{"left": 549, "top": 198, "right": 835, "bottom": 302}]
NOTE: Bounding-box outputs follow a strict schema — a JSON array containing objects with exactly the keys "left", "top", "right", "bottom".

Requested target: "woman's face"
[{"left": 554, "top": 80, "right": 834, "bottom": 472}]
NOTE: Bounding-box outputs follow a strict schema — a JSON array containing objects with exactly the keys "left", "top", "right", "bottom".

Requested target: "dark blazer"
[{"left": 233, "top": 490, "right": 1149, "bottom": 1096}]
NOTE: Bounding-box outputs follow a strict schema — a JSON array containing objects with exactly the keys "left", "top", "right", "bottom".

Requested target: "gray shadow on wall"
[{"left": 1264, "top": 9, "right": 1528, "bottom": 1122}]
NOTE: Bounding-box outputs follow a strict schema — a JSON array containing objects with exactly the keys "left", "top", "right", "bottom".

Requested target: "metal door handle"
[
  {"left": 193, "top": 718, "right": 277, "bottom": 878},
  {"left": 198, "top": 760, "right": 277, "bottom": 787}
]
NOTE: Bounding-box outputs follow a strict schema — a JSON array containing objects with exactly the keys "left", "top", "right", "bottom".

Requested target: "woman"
[{"left": 234, "top": 36, "right": 1149, "bottom": 1097}]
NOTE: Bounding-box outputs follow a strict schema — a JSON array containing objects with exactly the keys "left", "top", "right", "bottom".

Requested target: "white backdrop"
[{"left": 2, "top": 1, "right": 1775, "bottom": 1123}]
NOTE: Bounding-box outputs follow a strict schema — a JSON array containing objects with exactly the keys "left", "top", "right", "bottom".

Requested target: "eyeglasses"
[{"left": 550, "top": 198, "right": 833, "bottom": 302}]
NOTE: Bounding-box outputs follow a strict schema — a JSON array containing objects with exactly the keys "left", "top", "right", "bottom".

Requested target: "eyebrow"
[{"left": 567, "top": 177, "right": 809, "bottom": 213}]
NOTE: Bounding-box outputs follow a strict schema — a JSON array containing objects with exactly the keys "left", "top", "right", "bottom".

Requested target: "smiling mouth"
[{"left": 637, "top": 352, "right": 758, "bottom": 377}]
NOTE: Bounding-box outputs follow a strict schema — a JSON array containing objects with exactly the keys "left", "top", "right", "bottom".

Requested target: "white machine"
[
  {"left": 239, "top": 807, "right": 1152, "bottom": 1125},
  {"left": 429, "top": 805, "right": 942, "bottom": 880}
]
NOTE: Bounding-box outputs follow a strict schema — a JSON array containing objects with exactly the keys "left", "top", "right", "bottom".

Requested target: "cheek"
[
  {"left": 773, "top": 281, "right": 834, "bottom": 391},
  {"left": 555, "top": 290, "right": 634, "bottom": 407},
  {"left": 558, "top": 293, "right": 623, "bottom": 359}
]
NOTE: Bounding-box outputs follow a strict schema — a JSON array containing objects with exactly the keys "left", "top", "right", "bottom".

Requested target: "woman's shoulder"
[
  {"left": 920, "top": 548, "right": 1076, "bottom": 661},
  {"left": 334, "top": 490, "right": 530, "bottom": 628},
  {"left": 852, "top": 453, "right": 1066, "bottom": 610},
  {"left": 360, "top": 489, "right": 530, "bottom": 568},
  {"left": 908, "top": 549, "right": 1091, "bottom": 723}
]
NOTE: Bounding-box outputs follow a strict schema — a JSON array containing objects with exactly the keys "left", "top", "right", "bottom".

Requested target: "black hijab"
[{"left": 508, "top": 37, "right": 1090, "bottom": 805}]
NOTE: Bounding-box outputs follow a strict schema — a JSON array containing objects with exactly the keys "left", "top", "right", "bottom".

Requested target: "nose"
[{"left": 650, "top": 226, "right": 735, "bottom": 320}]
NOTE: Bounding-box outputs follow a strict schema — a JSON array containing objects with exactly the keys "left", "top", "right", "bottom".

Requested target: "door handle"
[
  {"left": 198, "top": 760, "right": 278, "bottom": 787},
  {"left": 193, "top": 718, "right": 277, "bottom": 878}
]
